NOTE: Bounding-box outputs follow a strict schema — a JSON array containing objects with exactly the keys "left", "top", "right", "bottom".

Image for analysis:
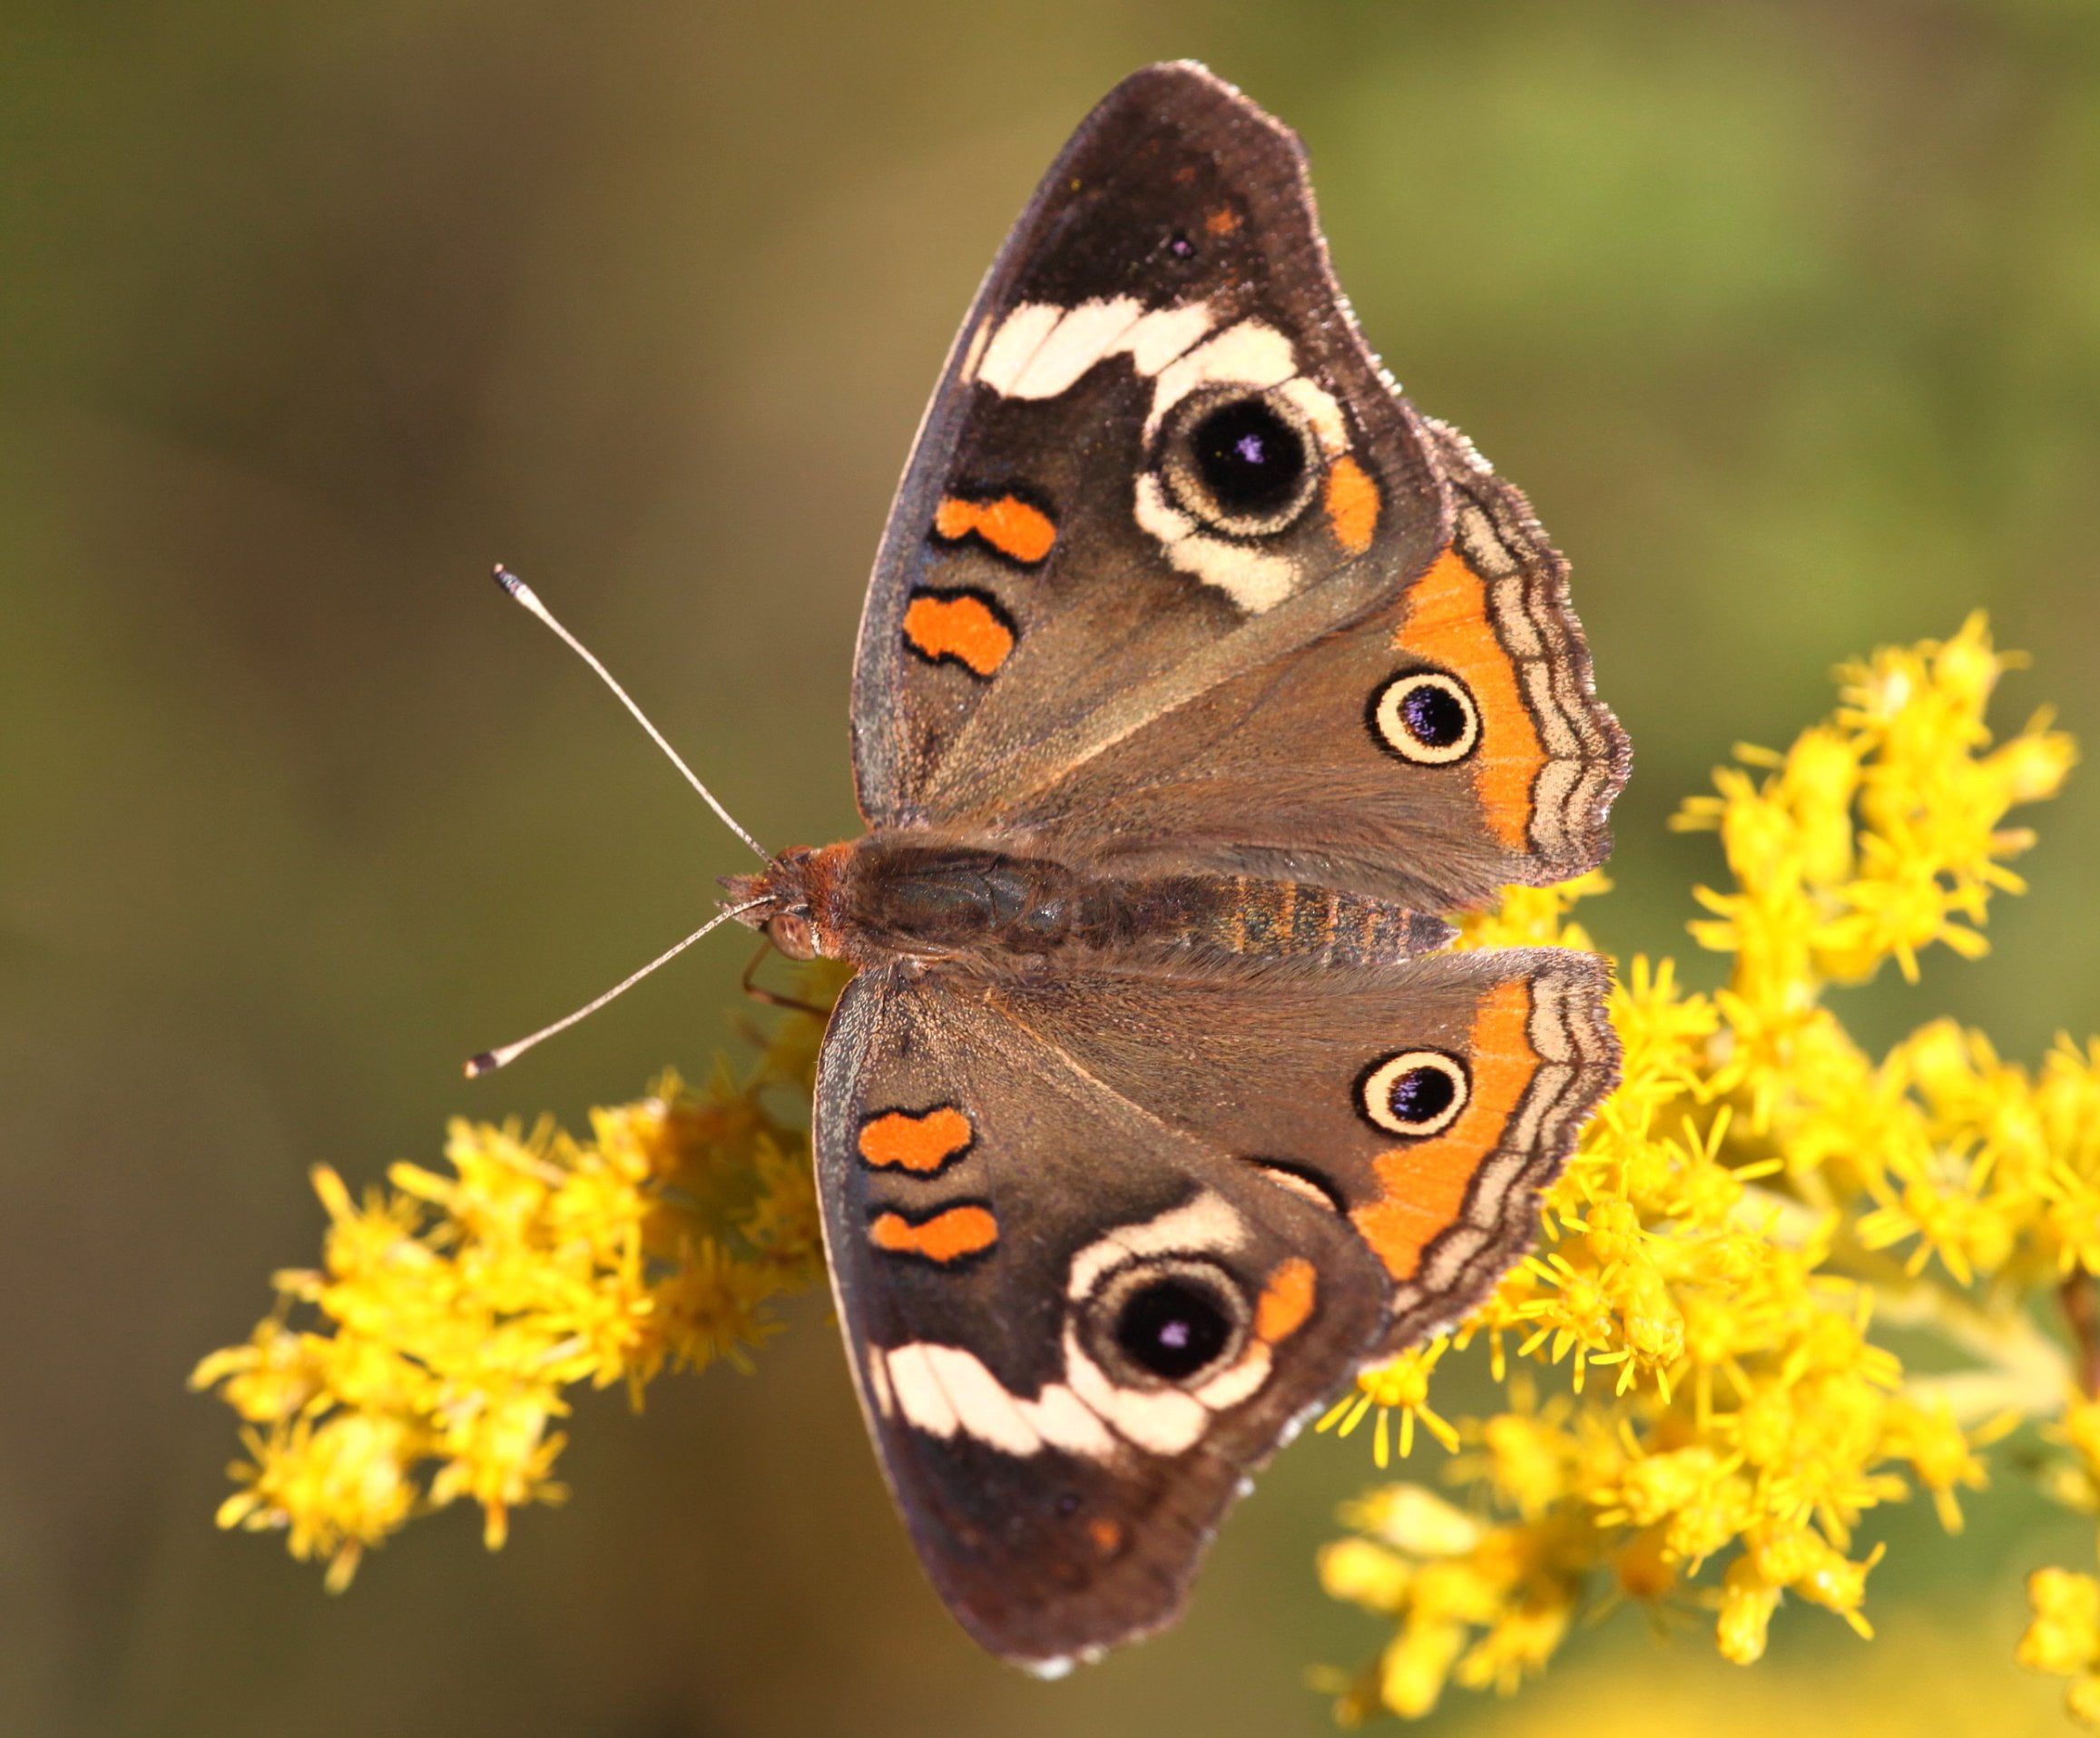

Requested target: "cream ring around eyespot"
[
  {"left": 1371, "top": 671, "right": 1480, "bottom": 765},
  {"left": 1359, "top": 1050, "right": 1470, "bottom": 1137}
]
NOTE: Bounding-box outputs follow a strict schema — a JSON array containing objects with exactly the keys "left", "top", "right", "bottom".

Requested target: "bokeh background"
[{"left": 6, "top": 2, "right": 2100, "bottom": 1733}]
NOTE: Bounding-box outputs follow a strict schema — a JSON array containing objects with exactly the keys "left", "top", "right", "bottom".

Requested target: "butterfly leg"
[{"left": 740, "top": 938, "right": 829, "bottom": 1016}]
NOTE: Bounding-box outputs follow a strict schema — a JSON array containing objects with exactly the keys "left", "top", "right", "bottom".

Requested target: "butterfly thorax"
[{"left": 724, "top": 834, "right": 1452, "bottom": 974}]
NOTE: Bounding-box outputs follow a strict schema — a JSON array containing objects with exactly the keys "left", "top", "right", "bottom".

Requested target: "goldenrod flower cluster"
[
  {"left": 196, "top": 616, "right": 2100, "bottom": 1729},
  {"left": 191, "top": 968, "right": 844, "bottom": 1590},
  {"left": 1317, "top": 614, "right": 2100, "bottom": 1724}
]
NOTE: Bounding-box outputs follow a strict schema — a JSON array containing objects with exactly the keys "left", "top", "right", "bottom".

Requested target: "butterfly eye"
[
  {"left": 1358, "top": 1050, "right": 1470, "bottom": 1137},
  {"left": 1158, "top": 387, "right": 1320, "bottom": 538},
  {"left": 1084, "top": 1256, "right": 1249, "bottom": 1389},
  {"left": 766, "top": 911, "right": 817, "bottom": 960},
  {"left": 1369, "top": 671, "right": 1480, "bottom": 764}
]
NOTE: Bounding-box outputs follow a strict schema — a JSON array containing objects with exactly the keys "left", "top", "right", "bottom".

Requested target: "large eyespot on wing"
[
  {"left": 1357, "top": 1049, "right": 1470, "bottom": 1137},
  {"left": 1098, "top": 1262, "right": 1244, "bottom": 1384},
  {"left": 1331, "top": 957, "right": 1615, "bottom": 1345},
  {"left": 1126, "top": 340, "right": 1384, "bottom": 616},
  {"left": 1159, "top": 388, "right": 1323, "bottom": 539},
  {"left": 849, "top": 61, "right": 1447, "bottom": 832},
  {"left": 1368, "top": 670, "right": 1481, "bottom": 767},
  {"left": 810, "top": 966, "right": 1392, "bottom": 1671}
]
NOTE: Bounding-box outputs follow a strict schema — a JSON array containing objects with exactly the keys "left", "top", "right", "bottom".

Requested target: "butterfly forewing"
[
  {"left": 850, "top": 62, "right": 1447, "bottom": 835},
  {"left": 815, "top": 965, "right": 1390, "bottom": 1668}
]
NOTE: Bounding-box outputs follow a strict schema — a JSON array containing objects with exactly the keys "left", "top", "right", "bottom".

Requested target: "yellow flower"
[
  {"left": 2021, "top": 1566, "right": 2100, "bottom": 1675},
  {"left": 1320, "top": 1338, "right": 1461, "bottom": 1464},
  {"left": 1717, "top": 1553, "right": 1783, "bottom": 1664},
  {"left": 191, "top": 965, "right": 845, "bottom": 1586},
  {"left": 1320, "top": 617, "right": 2092, "bottom": 1723},
  {"left": 1879, "top": 1396, "right": 2007, "bottom": 1533},
  {"left": 1319, "top": 1537, "right": 1415, "bottom": 1613},
  {"left": 1378, "top": 1619, "right": 1466, "bottom": 1719},
  {"left": 2020, "top": 1564, "right": 2100, "bottom": 1726},
  {"left": 1454, "top": 1595, "right": 1571, "bottom": 1696},
  {"left": 1339, "top": 1484, "right": 1483, "bottom": 1557}
]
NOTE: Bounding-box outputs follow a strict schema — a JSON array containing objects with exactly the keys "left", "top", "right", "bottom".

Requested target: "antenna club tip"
[
  {"left": 491, "top": 565, "right": 524, "bottom": 596},
  {"left": 464, "top": 1051, "right": 500, "bottom": 1079}
]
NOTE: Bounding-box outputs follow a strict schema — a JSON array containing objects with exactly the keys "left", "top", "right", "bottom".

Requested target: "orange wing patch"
[
  {"left": 1394, "top": 547, "right": 1545, "bottom": 849},
  {"left": 858, "top": 1105, "right": 975, "bottom": 1174},
  {"left": 1351, "top": 978, "right": 1535, "bottom": 1282},
  {"left": 1324, "top": 455, "right": 1380, "bottom": 555},
  {"left": 1253, "top": 1257, "right": 1318, "bottom": 1343},
  {"left": 868, "top": 1203, "right": 999, "bottom": 1264},
  {"left": 901, "top": 590, "right": 1016, "bottom": 679},
  {"left": 932, "top": 494, "right": 1057, "bottom": 565}
]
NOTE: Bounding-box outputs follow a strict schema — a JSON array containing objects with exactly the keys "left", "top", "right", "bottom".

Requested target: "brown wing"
[
  {"left": 848, "top": 62, "right": 1624, "bottom": 912},
  {"left": 810, "top": 945, "right": 1617, "bottom": 1667}
]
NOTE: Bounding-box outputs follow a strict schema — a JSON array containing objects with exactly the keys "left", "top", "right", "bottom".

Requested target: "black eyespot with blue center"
[
  {"left": 1358, "top": 1049, "right": 1471, "bottom": 1137},
  {"left": 1404, "top": 683, "right": 1467, "bottom": 748},
  {"left": 1115, "top": 1276, "right": 1232, "bottom": 1381},
  {"left": 1369, "top": 670, "right": 1481, "bottom": 765},
  {"left": 1389, "top": 1065, "right": 1456, "bottom": 1124},
  {"left": 1085, "top": 1254, "right": 1251, "bottom": 1389},
  {"left": 1161, "top": 386, "right": 1321, "bottom": 538},
  {"left": 1192, "top": 399, "right": 1305, "bottom": 519}
]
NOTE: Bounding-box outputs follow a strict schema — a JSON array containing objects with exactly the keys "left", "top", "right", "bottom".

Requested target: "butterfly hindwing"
[
  {"left": 992, "top": 419, "right": 1630, "bottom": 911},
  {"left": 976, "top": 946, "right": 1621, "bottom": 1352}
]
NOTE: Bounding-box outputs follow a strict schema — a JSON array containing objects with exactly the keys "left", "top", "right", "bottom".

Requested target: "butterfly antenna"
[
  {"left": 465, "top": 898, "right": 768, "bottom": 1077},
  {"left": 490, "top": 565, "right": 770, "bottom": 861}
]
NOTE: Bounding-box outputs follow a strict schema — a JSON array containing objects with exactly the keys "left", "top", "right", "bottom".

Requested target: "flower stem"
[{"left": 2058, "top": 1272, "right": 2100, "bottom": 1399}]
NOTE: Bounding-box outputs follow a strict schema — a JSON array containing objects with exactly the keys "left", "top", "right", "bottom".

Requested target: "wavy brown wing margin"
[{"left": 1376, "top": 948, "right": 1621, "bottom": 1352}]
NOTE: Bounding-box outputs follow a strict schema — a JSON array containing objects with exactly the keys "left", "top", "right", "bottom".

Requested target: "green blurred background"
[{"left": 6, "top": 1, "right": 2100, "bottom": 1733}]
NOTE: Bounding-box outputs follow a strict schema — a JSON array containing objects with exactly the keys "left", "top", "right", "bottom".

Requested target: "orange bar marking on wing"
[
  {"left": 932, "top": 494, "right": 1057, "bottom": 565},
  {"left": 1393, "top": 546, "right": 1544, "bottom": 849},
  {"left": 868, "top": 1204, "right": 999, "bottom": 1263},
  {"left": 1254, "top": 1256, "right": 1318, "bottom": 1343},
  {"left": 1351, "top": 978, "right": 1535, "bottom": 1282},
  {"left": 857, "top": 1106, "right": 974, "bottom": 1173},
  {"left": 1324, "top": 455, "right": 1380, "bottom": 555},
  {"left": 901, "top": 593, "right": 1016, "bottom": 677}
]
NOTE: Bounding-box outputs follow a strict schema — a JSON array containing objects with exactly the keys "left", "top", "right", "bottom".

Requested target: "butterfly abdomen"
[{"left": 1102, "top": 875, "right": 1453, "bottom": 968}]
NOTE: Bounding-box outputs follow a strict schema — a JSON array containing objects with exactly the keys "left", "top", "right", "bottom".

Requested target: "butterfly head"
[{"left": 720, "top": 845, "right": 855, "bottom": 961}]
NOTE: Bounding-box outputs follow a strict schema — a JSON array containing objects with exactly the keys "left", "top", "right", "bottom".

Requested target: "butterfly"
[
  {"left": 701, "top": 61, "right": 1633, "bottom": 1673},
  {"left": 490, "top": 58, "right": 1628, "bottom": 1675}
]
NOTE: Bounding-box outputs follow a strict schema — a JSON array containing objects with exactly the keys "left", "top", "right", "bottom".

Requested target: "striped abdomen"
[{"left": 1085, "top": 874, "right": 1450, "bottom": 968}]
